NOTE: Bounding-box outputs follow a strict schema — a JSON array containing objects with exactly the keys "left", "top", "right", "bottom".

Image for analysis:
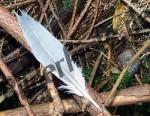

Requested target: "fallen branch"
[
  {"left": 0, "top": 99, "right": 80, "bottom": 116},
  {"left": 0, "top": 7, "right": 30, "bottom": 51},
  {"left": 0, "top": 59, "right": 35, "bottom": 116},
  {"left": 45, "top": 73, "right": 65, "bottom": 116},
  {"left": 101, "top": 84, "right": 150, "bottom": 106},
  {"left": 1, "top": 84, "right": 150, "bottom": 116}
]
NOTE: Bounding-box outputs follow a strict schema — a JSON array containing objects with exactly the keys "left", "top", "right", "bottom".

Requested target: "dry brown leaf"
[{"left": 112, "top": 3, "right": 128, "bottom": 34}]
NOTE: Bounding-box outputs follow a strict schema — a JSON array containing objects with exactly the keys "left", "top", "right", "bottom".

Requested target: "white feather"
[{"left": 15, "top": 11, "right": 101, "bottom": 110}]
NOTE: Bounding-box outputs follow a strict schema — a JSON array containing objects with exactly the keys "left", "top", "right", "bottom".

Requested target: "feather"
[{"left": 15, "top": 11, "right": 101, "bottom": 111}]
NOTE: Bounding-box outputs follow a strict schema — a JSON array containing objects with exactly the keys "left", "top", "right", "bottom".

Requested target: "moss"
[
  {"left": 143, "top": 74, "right": 150, "bottom": 84},
  {"left": 144, "top": 58, "right": 150, "bottom": 69},
  {"left": 143, "top": 57, "right": 150, "bottom": 84},
  {"left": 82, "top": 67, "right": 101, "bottom": 88},
  {"left": 63, "top": 0, "right": 73, "bottom": 11},
  {"left": 111, "top": 71, "right": 133, "bottom": 90}
]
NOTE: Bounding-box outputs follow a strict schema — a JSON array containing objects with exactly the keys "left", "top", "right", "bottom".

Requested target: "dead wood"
[
  {"left": 0, "top": 84, "right": 149, "bottom": 116},
  {"left": 0, "top": 59, "right": 35, "bottom": 116}
]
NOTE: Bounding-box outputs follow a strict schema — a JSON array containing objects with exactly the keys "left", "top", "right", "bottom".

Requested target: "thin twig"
[
  {"left": 29, "top": 87, "right": 46, "bottom": 102},
  {"left": 6, "top": 0, "right": 36, "bottom": 9},
  {"left": 135, "top": 74, "right": 143, "bottom": 86},
  {"left": 88, "top": 52, "right": 103, "bottom": 85},
  {"left": 106, "top": 45, "right": 111, "bottom": 79},
  {"left": 61, "top": 34, "right": 122, "bottom": 43},
  {"left": 49, "top": 2, "right": 67, "bottom": 39},
  {"left": 39, "top": 0, "right": 50, "bottom": 22},
  {"left": 67, "top": 0, "right": 93, "bottom": 39},
  {"left": 105, "top": 40, "right": 150, "bottom": 105},
  {"left": 0, "top": 59, "right": 35, "bottom": 116},
  {"left": 84, "top": 0, "right": 100, "bottom": 40},
  {"left": 38, "top": 0, "right": 53, "bottom": 33},
  {"left": 60, "top": 38, "right": 99, "bottom": 43},
  {"left": 3, "top": 47, "right": 24, "bottom": 63},
  {"left": 0, "top": 37, "right": 4, "bottom": 58},
  {"left": 94, "top": 10, "right": 128, "bottom": 28},
  {"left": 45, "top": 74, "right": 64, "bottom": 115},
  {"left": 69, "top": 0, "right": 78, "bottom": 31},
  {"left": 122, "top": 0, "right": 150, "bottom": 23},
  {"left": 132, "top": 29, "right": 150, "bottom": 34},
  {"left": 60, "top": 29, "right": 150, "bottom": 43}
]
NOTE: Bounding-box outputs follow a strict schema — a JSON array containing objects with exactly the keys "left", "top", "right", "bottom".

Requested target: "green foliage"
[
  {"left": 82, "top": 68, "right": 101, "bottom": 87},
  {"left": 111, "top": 71, "right": 133, "bottom": 90},
  {"left": 82, "top": 68, "right": 133, "bottom": 89},
  {"left": 143, "top": 74, "right": 150, "bottom": 84},
  {"left": 63, "top": 0, "right": 73, "bottom": 10},
  {"left": 144, "top": 58, "right": 150, "bottom": 69},
  {"left": 143, "top": 57, "right": 150, "bottom": 84},
  {"left": 93, "top": 75, "right": 101, "bottom": 87},
  {"left": 82, "top": 67, "right": 92, "bottom": 82}
]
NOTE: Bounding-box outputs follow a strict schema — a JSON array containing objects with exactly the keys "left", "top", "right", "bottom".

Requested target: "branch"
[
  {"left": 1, "top": 85, "right": 150, "bottom": 116},
  {"left": 0, "top": 59, "right": 35, "bottom": 116},
  {"left": 101, "top": 84, "right": 150, "bottom": 106},
  {"left": 0, "top": 99, "right": 80, "bottom": 116}
]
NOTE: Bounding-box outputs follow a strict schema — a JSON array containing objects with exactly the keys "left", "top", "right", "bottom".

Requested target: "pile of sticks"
[{"left": 0, "top": 0, "right": 149, "bottom": 115}]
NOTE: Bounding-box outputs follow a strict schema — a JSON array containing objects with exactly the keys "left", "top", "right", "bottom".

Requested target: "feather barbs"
[{"left": 15, "top": 11, "right": 102, "bottom": 111}]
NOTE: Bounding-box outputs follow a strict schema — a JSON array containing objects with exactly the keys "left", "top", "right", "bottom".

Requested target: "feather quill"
[{"left": 15, "top": 11, "right": 101, "bottom": 110}]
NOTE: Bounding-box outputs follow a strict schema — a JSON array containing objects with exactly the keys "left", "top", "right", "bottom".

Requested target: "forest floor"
[{"left": 0, "top": 0, "right": 149, "bottom": 116}]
